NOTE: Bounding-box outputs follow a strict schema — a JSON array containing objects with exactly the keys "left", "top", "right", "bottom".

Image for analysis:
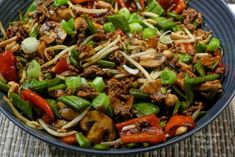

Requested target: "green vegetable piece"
[
  {"left": 94, "top": 144, "right": 111, "bottom": 150},
  {"left": 143, "top": 28, "right": 157, "bottom": 39},
  {"left": 160, "top": 87, "right": 167, "bottom": 95},
  {"left": 129, "top": 88, "right": 149, "bottom": 100},
  {"left": 126, "top": 143, "right": 139, "bottom": 148},
  {"left": 178, "top": 54, "right": 193, "bottom": 64},
  {"left": 142, "top": 143, "right": 150, "bottom": 147},
  {"left": 173, "top": 101, "right": 181, "bottom": 115},
  {"left": 0, "top": 79, "right": 10, "bottom": 93},
  {"left": 9, "top": 92, "right": 33, "bottom": 119},
  {"left": 129, "top": 23, "right": 143, "bottom": 33},
  {"left": 155, "top": 17, "right": 176, "bottom": 30},
  {"left": 172, "top": 86, "right": 187, "bottom": 100},
  {"left": 118, "top": 7, "right": 131, "bottom": 20},
  {"left": 128, "top": 13, "right": 141, "bottom": 24},
  {"left": 92, "top": 93, "right": 110, "bottom": 112},
  {"left": 167, "top": 12, "right": 184, "bottom": 21},
  {"left": 91, "top": 77, "right": 105, "bottom": 92},
  {"left": 47, "top": 99, "right": 61, "bottom": 118},
  {"left": 23, "top": 1, "right": 37, "bottom": 19},
  {"left": 103, "top": 22, "right": 115, "bottom": 32},
  {"left": 83, "top": 15, "right": 97, "bottom": 34},
  {"left": 47, "top": 77, "right": 63, "bottom": 87},
  {"left": 75, "top": 132, "right": 91, "bottom": 148},
  {"left": 27, "top": 60, "right": 41, "bottom": 79},
  {"left": 21, "top": 79, "right": 48, "bottom": 91},
  {"left": 133, "top": 103, "right": 160, "bottom": 116},
  {"left": 54, "top": 0, "right": 68, "bottom": 7},
  {"left": 48, "top": 84, "right": 67, "bottom": 92},
  {"left": 160, "top": 69, "right": 177, "bottom": 85},
  {"left": 98, "top": 60, "right": 116, "bottom": 68},
  {"left": 145, "top": 0, "right": 164, "bottom": 16},
  {"left": 58, "top": 96, "right": 90, "bottom": 111},
  {"left": 29, "top": 27, "right": 38, "bottom": 38},
  {"left": 81, "top": 77, "right": 88, "bottom": 85},
  {"left": 195, "top": 42, "right": 207, "bottom": 53},
  {"left": 65, "top": 76, "right": 82, "bottom": 90},
  {"left": 207, "top": 37, "right": 220, "bottom": 52},
  {"left": 173, "top": 25, "right": 182, "bottom": 32},
  {"left": 160, "top": 121, "right": 166, "bottom": 128},
  {"left": 61, "top": 18, "right": 75, "bottom": 35},
  {"left": 69, "top": 48, "right": 80, "bottom": 67},
  {"left": 107, "top": 14, "right": 130, "bottom": 33},
  {"left": 194, "top": 62, "right": 206, "bottom": 76}
]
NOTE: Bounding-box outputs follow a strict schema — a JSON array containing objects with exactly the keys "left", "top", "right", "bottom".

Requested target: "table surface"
[{"left": 0, "top": 2, "right": 235, "bottom": 157}]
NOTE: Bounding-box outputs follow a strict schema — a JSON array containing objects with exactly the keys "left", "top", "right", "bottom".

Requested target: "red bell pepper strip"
[
  {"left": 173, "top": 0, "right": 186, "bottom": 14},
  {"left": 159, "top": 0, "right": 178, "bottom": 11},
  {"left": 61, "top": 134, "right": 77, "bottom": 145},
  {"left": 165, "top": 115, "right": 195, "bottom": 136},
  {"left": 139, "top": 0, "right": 145, "bottom": 11},
  {"left": 0, "top": 51, "right": 18, "bottom": 81},
  {"left": 21, "top": 89, "right": 54, "bottom": 123},
  {"left": 116, "top": 114, "right": 166, "bottom": 144},
  {"left": 53, "top": 57, "right": 70, "bottom": 74}
]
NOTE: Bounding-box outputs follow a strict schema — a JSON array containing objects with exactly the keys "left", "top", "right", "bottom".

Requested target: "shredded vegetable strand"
[
  {"left": 62, "top": 107, "right": 91, "bottom": 129},
  {"left": 0, "top": 22, "right": 8, "bottom": 39},
  {"left": 3, "top": 96, "right": 42, "bottom": 129},
  {"left": 38, "top": 119, "right": 77, "bottom": 137},
  {"left": 42, "top": 45, "right": 75, "bottom": 68},
  {"left": 0, "top": 36, "right": 17, "bottom": 47},
  {"left": 85, "top": 35, "right": 120, "bottom": 62},
  {"left": 80, "top": 35, "right": 96, "bottom": 46},
  {"left": 68, "top": 1, "right": 108, "bottom": 14},
  {"left": 119, "top": 51, "right": 152, "bottom": 82}
]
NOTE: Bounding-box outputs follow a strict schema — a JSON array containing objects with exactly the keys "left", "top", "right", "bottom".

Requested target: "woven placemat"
[{"left": 0, "top": 100, "right": 234, "bottom": 157}]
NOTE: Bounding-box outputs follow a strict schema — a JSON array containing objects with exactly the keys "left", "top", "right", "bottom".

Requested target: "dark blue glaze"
[{"left": 0, "top": 0, "right": 235, "bottom": 155}]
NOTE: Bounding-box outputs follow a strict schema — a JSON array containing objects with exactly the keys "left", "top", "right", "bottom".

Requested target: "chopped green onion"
[
  {"left": 91, "top": 77, "right": 105, "bottom": 92},
  {"left": 107, "top": 14, "right": 130, "bottom": 33},
  {"left": 129, "top": 23, "right": 143, "bottom": 33},
  {"left": 76, "top": 132, "right": 91, "bottom": 148},
  {"left": 178, "top": 54, "right": 193, "bottom": 64},
  {"left": 48, "top": 84, "right": 67, "bottom": 92},
  {"left": 65, "top": 76, "right": 82, "bottom": 90},
  {"left": 207, "top": 37, "right": 220, "bottom": 52},
  {"left": 154, "top": 17, "right": 176, "bottom": 30},
  {"left": 195, "top": 42, "right": 207, "bottom": 53},
  {"left": 118, "top": 7, "right": 131, "bottom": 20},
  {"left": 145, "top": 0, "right": 164, "bottom": 16},
  {"left": 167, "top": 12, "right": 184, "bottom": 21},
  {"left": 128, "top": 13, "right": 141, "bottom": 24},
  {"left": 160, "top": 69, "right": 177, "bottom": 85},
  {"left": 92, "top": 93, "right": 110, "bottom": 113},
  {"left": 22, "top": 37, "right": 39, "bottom": 54},
  {"left": 143, "top": 28, "right": 157, "bottom": 39},
  {"left": 61, "top": 18, "right": 75, "bottom": 35},
  {"left": 27, "top": 60, "right": 41, "bottom": 79},
  {"left": 47, "top": 99, "right": 61, "bottom": 118},
  {"left": 83, "top": 15, "right": 97, "bottom": 34},
  {"left": 98, "top": 60, "right": 116, "bottom": 68},
  {"left": 103, "top": 22, "right": 115, "bottom": 32}
]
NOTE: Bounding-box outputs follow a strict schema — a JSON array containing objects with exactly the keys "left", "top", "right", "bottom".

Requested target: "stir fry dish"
[{"left": 0, "top": 0, "right": 225, "bottom": 150}]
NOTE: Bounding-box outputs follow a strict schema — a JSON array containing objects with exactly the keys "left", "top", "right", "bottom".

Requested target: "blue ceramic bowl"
[{"left": 0, "top": 0, "right": 235, "bottom": 155}]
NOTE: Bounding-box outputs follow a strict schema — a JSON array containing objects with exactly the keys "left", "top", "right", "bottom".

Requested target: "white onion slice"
[{"left": 123, "top": 64, "right": 139, "bottom": 75}]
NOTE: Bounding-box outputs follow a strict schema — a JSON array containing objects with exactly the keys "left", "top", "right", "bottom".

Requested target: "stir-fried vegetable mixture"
[{"left": 0, "top": 0, "right": 224, "bottom": 150}]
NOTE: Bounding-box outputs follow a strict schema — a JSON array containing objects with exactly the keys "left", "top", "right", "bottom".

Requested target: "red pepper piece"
[
  {"left": 21, "top": 89, "right": 54, "bottom": 123},
  {"left": 121, "top": 127, "right": 166, "bottom": 144},
  {"left": 116, "top": 115, "right": 166, "bottom": 144},
  {"left": 61, "top": 134, "right": 77, "bottom": 145},
  {"left": 116, "top": 114, "right": 160, "bottom": 132},
  {"left": 165, "top": 115, "right": 195, "bottom": 136},
  {"left": 54, "top": 57, "right": 70, "bottom": 74},
  {"left": 139, "top": 0, "right": 145, "bottom": 11},
  {"left": 116, "top": 0, "right": 127, "bottom": 8},
  {"left": 71, "top": 0, "right": 94, "bottom": 4},
  {"left": 159, "top": 0, "right": 178, "bottom": 11},
  {"left": 0, "top": 51, "right": 18, "bottom": 81},
  {"left": 173, "top": 0, "right": 186, "bottom": 14}
]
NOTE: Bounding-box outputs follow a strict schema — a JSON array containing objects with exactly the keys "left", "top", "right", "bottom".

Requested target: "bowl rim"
[{"left": 0, "top": 0, "right": 235, "bottom": 155}]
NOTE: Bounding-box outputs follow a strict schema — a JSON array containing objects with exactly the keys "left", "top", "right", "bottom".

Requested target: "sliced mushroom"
[
  {"left": 195, "top": 80, "right": 222, "bottom": 92},
  {"left": 144, "top": 80, "right": 166, "bottom": 103},
  {"left": 74, "top": 17, "right": 87, "bottom": 31},
  {"left": 139, "top": 55, "right": 166, "bottom": 68},
  {"left": 57, "top": 8, "right": 73, "bottom": 20},
  {"left": 59, "top": 108, "right": 80, "bottom": 121},
  {"left": 39, "top": 21, "right": 67, "bottom": 44},
  {"left": 80, "top": 110, "right": 116, "bottom": 144}
]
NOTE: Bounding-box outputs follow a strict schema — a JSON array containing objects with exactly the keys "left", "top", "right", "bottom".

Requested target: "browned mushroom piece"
[
  {"left": 74, "top": 17, "right": 87, "bottom": 32},
  {"left": 39, "top": 21, "right": 67, "bottom": 44},
  {"left": 80, "top": 110, "right": 116, "bottom": 144},
  {"left": 144, "top": 80, "right": 166, "bottom": 103},
  {"left": 139, "top": 55, "right": 166, "bottom": 68}
]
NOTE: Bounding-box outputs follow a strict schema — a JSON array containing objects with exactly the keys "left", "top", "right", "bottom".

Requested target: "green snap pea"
[
  {"left": 172, "top": 86, "right": 187, "bottom": 100},
  {"left": 154, "top": 17, "right": 176, "bottom": 30},
  {"left": 160, "top": 69, "right": 177, "bottom": 85},
  {"left": 126, "top": 143, "right": 139, "bottom": 149},
  {"left": 83, "top": 15, "right": 97, "bottom": 34},
  {"left": 27, "top": 60, "right": 41, "bottom": 79},
  {"left": 167, "top": 12, "right": 183, "bottom": 21},
  {"left": 69, "top": 48, "right": 80, "bottom": 68},
  {"left": 54, "top": 0, "right": 68, "bottom": 7},
  {"left": 21, "top": 79, "right": 48, "bottom": 91},
  {"left": 61, "top": 18, "right": 75, "bottom": 35},
  {"left": 75, "top": 132, "right": 91, "bottom": 148},
  {"left": 47, "top": 77, "right": 63, "bottom": 87},
  {"left": 23, "top": 1, "right": 36, "bottom": 20},
  {"left": 145, "top": 0, "right": 164, "bottom": 16},
  {"left": 94, "top": 143, "right": 111, "bottom": 150},
  {"left": 47, "top": 99, "right": 61, "bottom": 118},
  {"left": 194, "top": 62, "right": 206, "bottom": 76},
  {"left": 0, "top": 79, "right": 10, "bottom": 93},
  {"left": 9, "top": 92, "right": 33, "bottom": 119},
  {"left": 65, "top": 76, "right": 82, "bottom": 90},
  {"left": 98, "top": 60, "right": 116, "bottom": 68},
  {"left": 48, "top": 84, "right": 67, "bottom": 92},
  {"left": 129, "top": 88, "right": 149, "bottom": 100},
  {"left": 92, "top": 93, "right": 111, "bottom": 115},
  {"left": 142, "top": 143, "right": 150, "bottom": 147},
  {"left": 133, "top": 103, "right": 160, "bottom": 117},
  {"left": 58, "top": 96, "right": 90, "bottom": 111},
  {"left": 173, "top": 101, "right": 182, "bottom": 115},
  {"left": 128, "top": 13, "right": 141, "bottom": 24}
]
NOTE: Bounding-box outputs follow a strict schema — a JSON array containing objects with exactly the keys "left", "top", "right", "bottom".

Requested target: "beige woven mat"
[{"left": 0, "top": 99, "right": 234, "bottom": 157}]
